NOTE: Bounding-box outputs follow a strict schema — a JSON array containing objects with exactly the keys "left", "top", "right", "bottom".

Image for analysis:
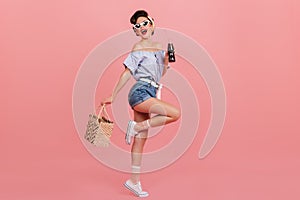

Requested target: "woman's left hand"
[{"left": 101, "top": 95, "right": 114, "bottom": 105}]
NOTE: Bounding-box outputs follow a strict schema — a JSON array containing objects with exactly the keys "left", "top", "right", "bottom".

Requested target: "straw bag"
[{"left": 84, "top": 105, "right": 114, "bottom": 147}]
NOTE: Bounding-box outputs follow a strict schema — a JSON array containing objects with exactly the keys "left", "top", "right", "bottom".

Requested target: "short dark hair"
[{"left": 130, "top": 10, "right": 151, "bottom": 25}]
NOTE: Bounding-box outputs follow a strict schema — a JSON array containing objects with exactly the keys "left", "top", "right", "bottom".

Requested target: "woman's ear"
[
  {"left": 148, "top": 16, "right": 155, "bottom": 35},
  {"left": 148, "top": 16, "right": 154, "bottom": 25}
]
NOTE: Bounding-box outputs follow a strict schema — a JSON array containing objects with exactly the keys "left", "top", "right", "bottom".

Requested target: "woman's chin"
[{"left": 140, "top": 34, "right": 151, "bottom": 39}]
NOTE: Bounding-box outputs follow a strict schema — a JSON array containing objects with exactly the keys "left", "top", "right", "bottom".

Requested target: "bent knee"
[{"left": 171, "top": 108, "right": 181, "bottom": 121}]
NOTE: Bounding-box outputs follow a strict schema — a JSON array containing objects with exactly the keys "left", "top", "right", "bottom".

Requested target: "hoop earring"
[{"left": 133, "top": 28, "right": 139, "bottom": 36}]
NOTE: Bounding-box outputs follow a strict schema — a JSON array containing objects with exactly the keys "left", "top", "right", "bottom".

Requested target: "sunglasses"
[{"left": 133, "top": 20, "right": 151, "bottom": 29}]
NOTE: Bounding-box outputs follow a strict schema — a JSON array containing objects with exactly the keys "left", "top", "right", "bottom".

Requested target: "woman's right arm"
[{"left": 101, "top": 68, "right": 132, "bottom": 105}]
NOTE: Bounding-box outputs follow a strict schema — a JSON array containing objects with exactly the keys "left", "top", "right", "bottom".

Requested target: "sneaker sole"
[
  {"left": 124, "top": 182, "right": 149, "bottom": 198},
  {"left": 125, "top": 121, "right": 134, "bottom": 145}
]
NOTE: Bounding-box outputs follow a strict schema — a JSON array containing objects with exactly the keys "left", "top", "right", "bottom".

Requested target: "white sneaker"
[
  {"left": 124, "top": 180, "right": 149, "bottom": 197},
  {"left": 125, "top": 120, "right": 138, "bottom": 145}
]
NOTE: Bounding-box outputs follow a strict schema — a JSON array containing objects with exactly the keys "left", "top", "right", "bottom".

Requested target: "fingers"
[
  {"left": 101, "top": 101, "right": 109, "bottom": 106},
  {"left": 101, "top": 97, "right": 113, "bottom": 105}
]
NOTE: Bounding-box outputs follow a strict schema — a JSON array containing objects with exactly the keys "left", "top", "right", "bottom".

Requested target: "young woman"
[{"left": 101, "top": 10, "right": 180, "bottom": 197}]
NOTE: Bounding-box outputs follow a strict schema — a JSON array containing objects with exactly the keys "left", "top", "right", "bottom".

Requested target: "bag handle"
[{"left": 97, "top": 104, "right": 111, "bottom": 121}]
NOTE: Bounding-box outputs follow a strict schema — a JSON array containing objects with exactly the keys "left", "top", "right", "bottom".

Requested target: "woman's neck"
[{"left": 140, "top": 38, "right": 152, "bottom": 44}]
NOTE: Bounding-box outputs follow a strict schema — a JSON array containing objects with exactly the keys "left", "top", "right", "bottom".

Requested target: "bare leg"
[
  {"left": 130, "top": 110, "right": 150, "bottom": 184},
  {"left": 129, "top": 98, "right": 180, "bottom": 183},
  {"left": 133, "top": 98, "right": 181, "bottom": 132}
]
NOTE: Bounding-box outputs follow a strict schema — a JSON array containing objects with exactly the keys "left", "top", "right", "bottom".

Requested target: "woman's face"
[{"left": 133, "top": 16, "right": 153, "bottom": 39}]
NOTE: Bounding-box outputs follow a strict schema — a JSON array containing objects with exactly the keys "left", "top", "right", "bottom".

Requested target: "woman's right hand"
[{"left": 101, "top": 95, "right": 114, "bottom": 105}]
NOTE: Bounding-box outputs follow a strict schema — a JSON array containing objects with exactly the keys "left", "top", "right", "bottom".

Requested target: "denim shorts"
[{"left": 128, "top": 80, "right": 157, "bottom": 108}]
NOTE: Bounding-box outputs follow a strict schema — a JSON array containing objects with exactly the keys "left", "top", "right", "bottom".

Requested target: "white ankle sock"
[
  {"left": 131, "top": 165, "right": 141, "bottom": 174},
  {"left": 135, "top": 120, "right": 151, "bottom": 132}
]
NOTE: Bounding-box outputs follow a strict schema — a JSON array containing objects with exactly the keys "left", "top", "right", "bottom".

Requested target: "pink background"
[{"left": 1, "top": 0, "right": 300, "bottom": 199}]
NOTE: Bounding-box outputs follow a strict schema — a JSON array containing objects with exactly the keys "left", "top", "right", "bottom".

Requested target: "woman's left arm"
[{"left": 162, "top": 52, "right": 169, "bottom": 76}]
